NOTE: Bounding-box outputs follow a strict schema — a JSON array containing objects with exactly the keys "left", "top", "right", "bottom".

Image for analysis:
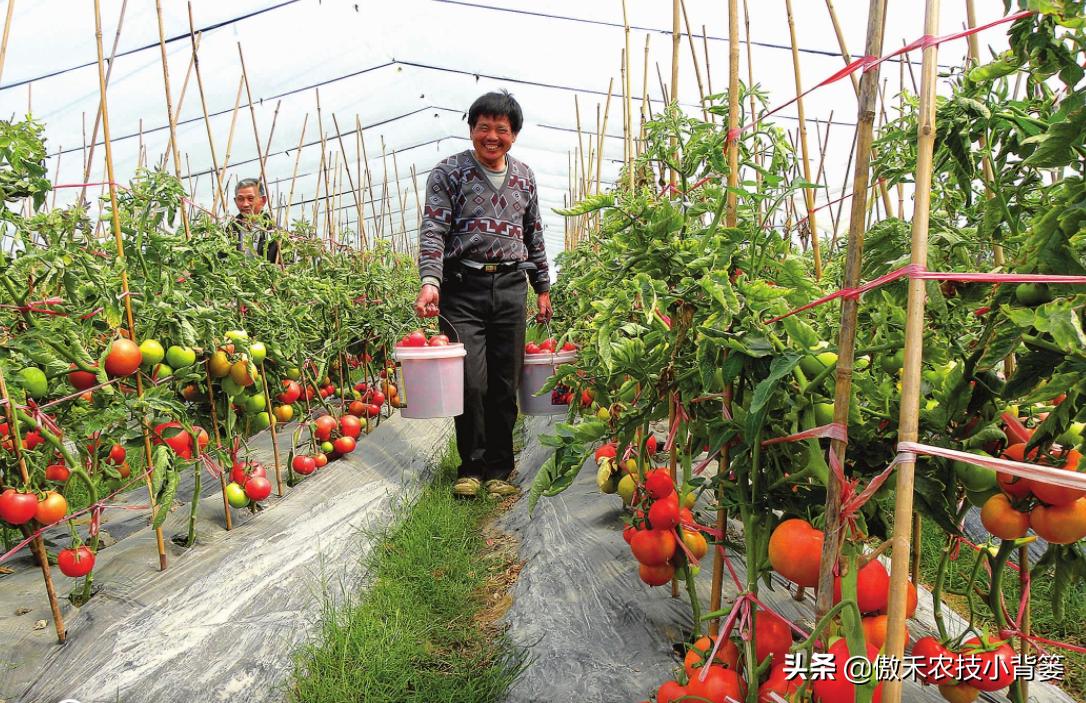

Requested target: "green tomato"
[
  {"left": 139, "top": 339, "right": 165, "bottom": 367},
  {"left": 1057, "top": 422, "right": 1084, "bottom": 448},
  {"left": 321, "top": 440, "right": 335, "bottom": 454},
  {"left": 225, "top": 329, "right": 249, "bottom": 342},
  {"left": 965, "top": 486, "right": 1000, "bottom": 508},
  {"left": 286, "top": 367, "right": 302, "bottom": 381},
  {"left": 617, "top": 473, "right": 637, "bottom": 505},
  {"left": 153, "top": 363, "right": 174, "bottom": 379},
  {"left": 954, "top": 451, "right": 997, "bottom": 492},
  {"left": 16, "top": 367, "right": 48, "bottom": 399},
  {"left": 813, "top": 402, "right": 835, "bottom": 427},
  {"left": 221, "top": 376, "right": 243, "bottom": 398},
  {"left": 1015, "top": 283, "right": 1053, "bottom": 307},
  {"left": 225, "top": 482, "right": 250, "bottom": 508},
  {"left": 253, "top": 412, "right": 271, "bottom": 431},
  {"left": 249, "top": 341, "right": 267, "bottom": 365},
  {"left": 880, "top": 350, "right": 905, "bottom": 375},
  {"left": 800, "top": 351, "right": 837, "bottom": 379},
  {"left": 595, "top": 406, "right": 611, "bottom": 422},
  {"left": 246, "top": 393, "right": 267, "bottom": 414},
  {"left": 165, "top": 345, "right": 196, "bottom": 369}
]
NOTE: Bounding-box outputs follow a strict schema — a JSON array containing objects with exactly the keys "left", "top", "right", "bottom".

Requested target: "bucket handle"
[{"left": 438, "top": 314, "right": 462, "bottom": 344}]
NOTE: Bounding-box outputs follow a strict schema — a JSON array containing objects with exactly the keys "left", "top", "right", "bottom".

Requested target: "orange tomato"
[
  {"left": 680, "top": 528, "right": 709, "bottom": 560},
  {"left": 1029, "top": 498, "right": 1086, "bottom": 544},
  {"left": 768, "top": 519, "right": 824, "bottom": 588},
  {"left": 1031, "top": 449, "right": 1086, "bottom": 506},
  {"left": 980, "top": 494, "right": 1029, "bottom": 540},
  {"left": 684, "top": 636, "right": 739, "bottom": 679},
  {"left": 861, "top": 614, "right": 908, "bottom": 650},
  {"left": 35, "top": 491, "right": 68, "bottom": 525}
]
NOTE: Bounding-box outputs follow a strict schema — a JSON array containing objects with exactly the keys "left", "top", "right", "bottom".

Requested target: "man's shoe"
[
  {"left": 483, "top": 479, "right": 519, "bottom": 497},
  {"left": 453, "top": 476, "right": 482, "bottom": 498}
]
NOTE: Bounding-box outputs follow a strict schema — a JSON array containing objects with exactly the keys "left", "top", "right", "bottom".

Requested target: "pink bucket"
[{"left": 393, "top": 343, "right": 467, "bottom": 419}]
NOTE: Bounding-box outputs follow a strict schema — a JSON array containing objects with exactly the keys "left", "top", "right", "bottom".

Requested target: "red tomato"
[
  {"left": 622, "top": 525, "right": 636, "bottom": 544},
  {"left": 314, "top": 415, "right": 338, "bottom": 441},
  {"left": 524, "top": 342, "right": 541, "bottom": 355},
  {"left": 911, "top": 636, "right": 955, "bottom": 685},
  {"left": 340, "top": 415, "right": 362, "bottom": 439},
  {"left": 753, "top": 611, "right": 793, "bottom": 665},
  {"left": 684, "top": 636, "right": 740, "bottom": 679},
  {"left": 630, "top": 528, "right": 676, "bottom": 566},
  {"left": 277, "top": 380, "right": 302, "bottom": 404},
  {"left": 57, "top": 546, "right": 96, "bottom": 577},
  {"left": 153, "top": 421, "right": 195, "bottom": 459},
  {"left": 104, "top": 338, "right": 142, "bottom": 377},
  {"left": 685, "top": 664, "right": 745, "bottom": 703},
  {"left": 960, "top": 638, "right": 1015, "bottom": 692},
  {"left": 0, "top": 489, "right": 39, "bottom": 525},
  {"left": 644, "top": 469, "right": 675, "bottom": 499},
  {"left": 811, "top": 639, "right": 883, "bottom": 703},
  {"left": 998, "top": 444, "right": 1035, "bottom": 498},
  {"left": 759, "top": 662, "right": 803, "bottom": 702},
  {"left": 35, "top": 491, "right": 68, "bottom": 525},
  {"left": 656, "top": 680, "right": 687, "bottom": 703},
  {"left": 333, "top": 436, "right": 357, "bottom": 454},
  {"left": 768, "top": 518, "right": 824, "bottom": 588},
  {"left": 108, "top": 444, "right": 126, "bottom": 465},
  {"left": 428, "top": 334, "right": 450, "bottom": 346},
  {"left": 833, "top": 558, "right": 890, "bottom": 614},
  {"left": 638, "top": 562, "right": 675, "bottom": 586},
  {"left": 314, "top": 453, "right": 329, "bottom": 468},
  {"left": 1031, "top": 448, "right": 1085, "bottom": 506},
  {"left": 594, "top": 443, "right": 617, "bottom": 462},
  {"left": 45, "top": 463, "right": 70, "bottom": 482},
  {"left": 398, "top": 330, "right": 427, "bottom": 347},
  {"left": 292, "top": 455, "right": 317, "bottom": 475},
  {"left": 648, "top": 496, "right": 681, "bottom": 530},
  {"left": 365, "top": 403, "right": 381, "bottom": 418},
  {"left": 369, "top": 390, "right": 386, "bottom": 406},
  {"left": 348, "top": 400, "right": 367, "bottom": 417},
  {"left": 68, "top": 365, "right": 98, "bottom": 391},
  {"left": 244, "top": 476, "right": 272, "bottom": 502}
]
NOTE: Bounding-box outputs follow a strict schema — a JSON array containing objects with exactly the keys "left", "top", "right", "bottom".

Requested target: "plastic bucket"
[
  {"left": 393, "top": 343, "right": 468, "bottom": 419},
  {"left": 519, "top": 350, "right": 577, "bottom": 416}
]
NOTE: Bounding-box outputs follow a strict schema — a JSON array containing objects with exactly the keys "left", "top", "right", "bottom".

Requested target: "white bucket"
[
  {"left": 519, "top": 350, "right": 577, "bottom": 416},
  {"left": 393, "top": 343, "right": 468, "bottom": 419}
]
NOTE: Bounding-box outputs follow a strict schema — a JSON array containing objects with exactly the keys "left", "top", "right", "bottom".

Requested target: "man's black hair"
[{"left": 467, "top": 90, "right": 523, "bottom": 134}]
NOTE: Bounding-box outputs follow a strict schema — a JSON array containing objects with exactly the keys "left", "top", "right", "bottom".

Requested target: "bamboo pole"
[
  {"left": 284, "top": 114, "right": 309, "bottom": 226},
  {"left": 162, "top": 32, "right": 201, "bottom": 171},
  {"left": 211, "top": 76, "right": 246, "bottom": 216},
  {"left": 669, "top": 0, "right": 680, "bottom": 188},
  {"left": 94, "top": 0, "right": 168, "bottom": 572},
  {"left": 680, "top": 0, "right": 709, "bottom": 121},
  {"left": 154, "top": 0, "right": 193, "bottom": 241},
  {"left": 237, "top": 42, "right": 270, "bottom": 202},
  {"left": 883, "top": 3, "right": 940, "bottom": 700},
  {"left": 79, "top": 0, "right": 128, "bottom": 207},
  {"left": 621, "top": 0, "right": 633, "bottom": 189},
  {"left": 329, "top": 152, "right": 340, "bottom": 246},
  {"left": 0, "top": 368, "right": 66, "bottom": 642},
  {"left": 815, "top": 0, "right": 886, "bottom": 620},
  {"left": 595, "top": 81, "right": 613, "bottom": 195},
  {"left": 0, "top": 0, "right": 15, "bottom": 85},
  {"left": 203, "top": 364, "right": 232, "bottom": 531},
  {"left": 49, "top": 145, "right": 62, "bottom": 209},
  {"left": 187, "top": 3, "right": 228, "bottom": 218},
  {"left": 355, "top": 116, "right": 378, "bottom": 235},
  {"left": 709, "top": 0, "right": 742, "bottom": 638},
  {"left": 259, "top": 367, "right": 284, "bottom": 496},
  {"left": 641, "top": 34, "right": 651, "bottom": 142},
  {"left": 824, "top": 0, "right": 895, "bottom": 215},
  {"left": 784, "top": 0, "right": 822, "bottom": 280},
  {"left": 965, "top": 0, "right": 1004, "bottom": 266},
  {"left": 379, "top": 136, "right": 390, "bottom": 241},
  {"left": 330, "top": 113, "right": 364, "bottom": 250},
  {"left": 620, "top": 49, "right": 629, "bottom": 187}
]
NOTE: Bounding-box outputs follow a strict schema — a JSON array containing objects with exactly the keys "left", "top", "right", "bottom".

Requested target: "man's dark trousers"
[{"left": 438, "top": 266, "right": 526, "bottom": 481}]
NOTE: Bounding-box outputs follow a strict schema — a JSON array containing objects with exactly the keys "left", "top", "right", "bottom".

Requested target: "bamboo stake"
[
  {"left": 824, "top": 0, "right": 895, "bottom": 215},
  {"left": 315, "top": 91, "right": 334, "bottom": 242},
  {"left": 965, "top": 0, "right": 1004, "bottom": 267},
  {"left": 329, "top": 151, "right": 340, "bottom": 246},
  {"left": 204, "top": 364, "right": 232, "bottom": 531},
  {"left": 50, "top": 145, "right": 61, "bottom": 209},
  {"left": 284, "top": 113, "right": 308, "bottom": 226},
  {"left": 237, "top": 42, "right": 270, "bottom": 201},
  {"left": 187, "top": 3, "right": 228, "bottom": 219},
  {"left": 154, "top": 0, "right": 193, "bottom": 241},
  {"left": 670, "top": 0, "right": 680, "bottom": 188},
  {"left": 331, "top": 114, "right": 364, "bottom": 249},
  {"left": 211, "top": 76, "right": 245, "bottom": 216},
  {"left": 596, "top": 82, "right": 613, "bottom": 195},
  {"left": 379, "top": 136, "right": 391, "bottom": 241},
  {"left": 620, "top": 49, "right": 629, "bottom": 187},
  {"left": 710, "top": 0, "right": 742, "bottom": 638},
  {"left": 162, "top": 32, "right": 201, "bottom": 171},
  {"left": 621, "top": 0, "right": 633, "bottom": 189},
  {"left": 0, "top": 0, "right": 15, "bottom": 85},
  {"left": 94, "top": 0, "right": 168, "bottom": 572},
  {"left": 641, "top": 34, "right": 651, "bottom": 143},
  {"left": 356, "top": 116, "right": 378, "bottom": 235},
  {"left": 0, "top": 368, "right": 65, "bottom": 642},
  {"left": 883, "top": 3, "right": 940, "bottom": 700},
  {"left": 409, "top": 163, "right": 422, "bottom": 231},
  {"left": 815, "top": 0, "right": 887, "bottom": 620},
  {"left": 79, "top": 0, "right": 129, "bottom": 207},
  {"left": 784, "top": 0, "right": 822, "bottom": 280},
  {"left": 701, "top": 25, "right": 713, "bottom": 111},
  {"left": 680, "top": 0, "right": 709, "bottom": 121}
]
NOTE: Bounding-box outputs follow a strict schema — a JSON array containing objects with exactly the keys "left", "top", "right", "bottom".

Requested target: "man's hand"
[
  {"left": 535, "top": 292, "right": 553, "bottom": 323},
  {"left": 415, "top": 284, "right": 440, "bottom": 318}
]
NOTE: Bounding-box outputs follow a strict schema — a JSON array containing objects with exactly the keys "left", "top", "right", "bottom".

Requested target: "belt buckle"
[{"left": 483, "top": 263, "right": 499, "bottom": 273}]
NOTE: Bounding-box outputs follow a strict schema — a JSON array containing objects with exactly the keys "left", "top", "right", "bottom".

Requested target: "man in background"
[
  {"left": 229, "top": 177, "right": 280, "bottom": 264},
  {"left": 414, "top": 90, "right": 552, "bottom": 499}
]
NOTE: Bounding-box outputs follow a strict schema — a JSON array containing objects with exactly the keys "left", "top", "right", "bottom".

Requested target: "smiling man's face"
[{"left": 470, "top": 114, "right": 516, "bottom": 170}]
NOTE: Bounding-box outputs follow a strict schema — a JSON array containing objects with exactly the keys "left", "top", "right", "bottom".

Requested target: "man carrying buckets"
[{"left": 414, "top": 90, "right": 552, "bottom": 499}]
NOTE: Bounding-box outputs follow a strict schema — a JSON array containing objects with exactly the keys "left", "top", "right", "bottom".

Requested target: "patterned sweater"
[{"left": 418, "top": 150, "right": 550, "bottom": 293}]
